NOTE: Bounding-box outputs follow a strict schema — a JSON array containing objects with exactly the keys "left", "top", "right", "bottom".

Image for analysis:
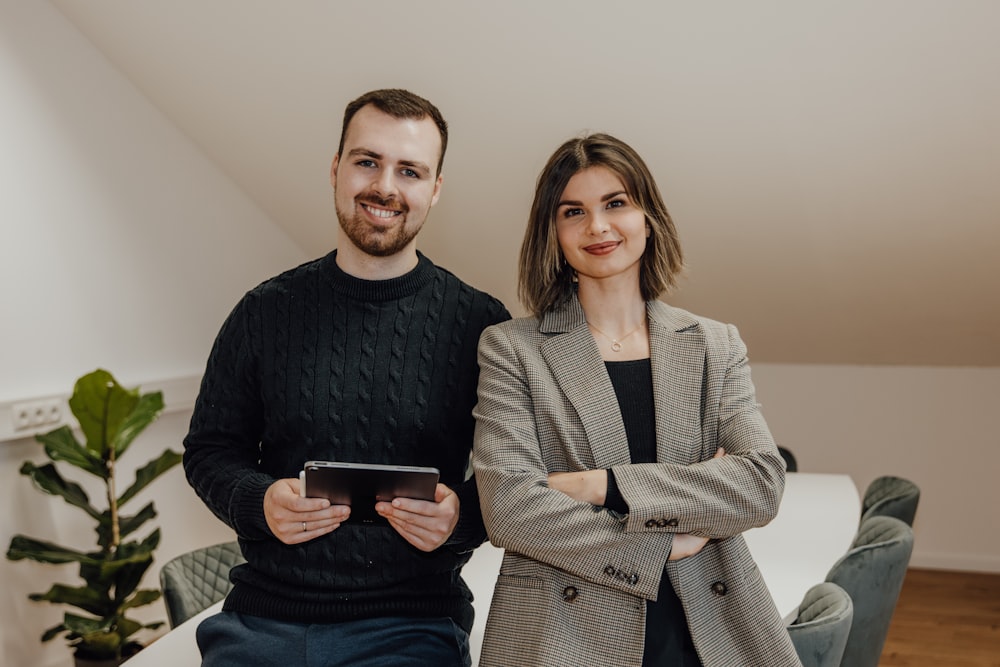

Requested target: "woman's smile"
[{"left": 583, "top": 240, "right": 621, "bottom": 255}]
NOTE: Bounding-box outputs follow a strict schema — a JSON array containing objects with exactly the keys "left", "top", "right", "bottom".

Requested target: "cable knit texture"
[{"left": 184, "top": 250, "right": 509, "bottom": 633}]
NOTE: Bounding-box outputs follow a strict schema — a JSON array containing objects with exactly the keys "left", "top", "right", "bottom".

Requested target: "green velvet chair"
[
  {"left": 159, "top": 541, "right": 245, "bottom": 628},
  {"left": 860, "top": 475, "right": 920, "bottom": 527},
  {"left": 825, "top": 515, "right": 914, "bottom": 667},
  {"left": 787, "top": 582, "right": 853, "bottom": 667}
]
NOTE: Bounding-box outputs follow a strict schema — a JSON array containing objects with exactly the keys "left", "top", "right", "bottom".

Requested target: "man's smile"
[{"left": 360, "top": 201, "right": 404, "bottom": 222}]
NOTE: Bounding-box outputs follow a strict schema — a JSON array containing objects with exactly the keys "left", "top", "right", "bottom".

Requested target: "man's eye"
[
  {"left": 357, "top": 159, "right": 376, "bottom": 168},
  {"left": 401, "top": 168, "right": 419, "bottom": 179}
]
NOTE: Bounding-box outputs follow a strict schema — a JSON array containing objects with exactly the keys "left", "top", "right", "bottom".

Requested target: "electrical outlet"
[{"left": 11, "top": 398, "right": 63, "bottom": 432}]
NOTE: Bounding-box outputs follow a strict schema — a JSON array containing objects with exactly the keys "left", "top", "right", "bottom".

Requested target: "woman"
[{"left": 472, "top": 133, "right": 800, "bottom": 666}]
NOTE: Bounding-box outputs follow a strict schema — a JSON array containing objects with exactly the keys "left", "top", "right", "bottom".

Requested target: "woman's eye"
[
  {"left": 607, "top": 199, "right": 625, "bottom": 209},
  {"left": 562, "top": 208, "right": 583, "bottom": 218}
]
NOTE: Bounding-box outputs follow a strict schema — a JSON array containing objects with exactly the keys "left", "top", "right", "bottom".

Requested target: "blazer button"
[
  {"left": 656, "top": 518, "right": 669, "bottom": 528},
  {"left": 711, "top": 581, "right": 728, "bottom": 596},
  {"left": 562, "top": 586, "right": 579, "bottom": 602},
  {"left": 666, "top": 518, "right": 680, "bottom": 527},
  {"left": 628, "top": 573, "right": 640, "bottom": 585},
  {"left": 645, "top": 519, "right": 658, "bottom": 528},
  {"left": 605, "top": 565, "right": 616, "bottom": 577}
]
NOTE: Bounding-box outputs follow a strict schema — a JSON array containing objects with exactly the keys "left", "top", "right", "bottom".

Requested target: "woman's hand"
[
  {"left": 666, "top": 447, "right": 726, "bottom": 560},
  {"left": 547, "top": 469, "right": 607, "bottom": 506},
  {"left": 667, "top": 533, "right": 711, "bottom": 560},
  {"left": 548, "top": 447, "right": 726, "bottom": 561}
]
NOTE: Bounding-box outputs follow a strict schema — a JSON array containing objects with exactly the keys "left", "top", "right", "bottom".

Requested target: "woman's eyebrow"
[{"left": 557, "top": 191, "right": 626, "bottom": 207}]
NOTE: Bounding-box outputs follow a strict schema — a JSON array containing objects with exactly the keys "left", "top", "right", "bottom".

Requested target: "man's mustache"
[{"left": 358, "top": 193, "right": 406, "bottom": 211}]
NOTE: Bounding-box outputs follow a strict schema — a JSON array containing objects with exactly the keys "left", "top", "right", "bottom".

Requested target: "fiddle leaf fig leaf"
[
  {"left": 122, "top": 589, "right": 162, "bottom": 611},
  {"left": 34, "top": 426, "right": 106, "bottom": 479},
  {"left": 29, "top": 584, "right": 110, "bottom": 617},
  {"left": 113, "top": 391, "right": 165, "bottom": 459},
  {"left": 102, "top": 502, "right": 157, "bottom": 546},
  {"left": 41, "top": 623, "right": 68, "bottom": 643},
  {"left": 116, "top": 449, "right": 181, "bottom": 507},
  {"left": 15, "top": 463, "right": 101, "bottom": 520},
  {"left": 6, "top": 535, "right": 98, "bottom": 566},
  {"left": 69, "top": 370, "right": 138, "bottom": 458}
]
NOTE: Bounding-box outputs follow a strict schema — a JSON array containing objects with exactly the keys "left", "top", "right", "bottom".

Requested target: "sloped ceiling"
[{"left": 49, "top": 1, "right": 1000, "bottom": 366}]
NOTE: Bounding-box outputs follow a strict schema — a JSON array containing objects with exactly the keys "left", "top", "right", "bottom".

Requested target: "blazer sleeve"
[
  {"left": 611, "top": 322, "right": 786, "bottom": 539},
  {"left": 473, "top": 323, "right": 674, "bottom": 601}
]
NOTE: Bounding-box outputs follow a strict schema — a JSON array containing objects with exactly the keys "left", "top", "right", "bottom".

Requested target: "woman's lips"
[{"left": 583, "top": 241, "right": 620, "bottom": 255}]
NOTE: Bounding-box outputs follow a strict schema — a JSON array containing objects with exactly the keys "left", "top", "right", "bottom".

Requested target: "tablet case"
[{"left": 301, "top": 461, "right": 440, "bottom": 524}]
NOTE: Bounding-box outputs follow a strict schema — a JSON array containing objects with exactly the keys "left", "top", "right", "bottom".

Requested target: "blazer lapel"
[
  {"left": 539, "top": 299, "right": 632, "bottom": 470},
  {"left": 648, "top": 301, "right": 706, "bottom": 465}
]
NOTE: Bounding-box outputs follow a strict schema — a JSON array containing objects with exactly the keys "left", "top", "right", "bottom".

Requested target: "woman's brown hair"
[{"left": 518, "top": 133, "right": 684, "bottom": 317}]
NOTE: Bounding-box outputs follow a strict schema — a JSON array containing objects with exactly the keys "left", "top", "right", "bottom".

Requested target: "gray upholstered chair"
[
  {"left": 787, "top": 582, "right": 853, "bottom": 667},
  {"left": 825, "top": 515, "right": 914, "bottom": 667},
  {"left": 159, "top": 541, "right": 245, "bottom": 628},
  {"left": 860, "top": 475, "right": 920, "bottom": 526}
]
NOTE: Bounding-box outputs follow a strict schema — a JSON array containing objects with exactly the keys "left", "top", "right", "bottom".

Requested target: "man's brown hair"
[{"left": 338, "top": 89, "right": 448, "bottom": 175}]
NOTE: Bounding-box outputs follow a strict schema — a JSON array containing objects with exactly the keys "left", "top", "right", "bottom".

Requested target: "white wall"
[
  {"left": 2, "top": 2, "right": 998, "bottom": 667},
  {"left": 752, "top": 363, "right": 1000, "bottom": 573},
  {"left": 0, "top": 2, "right": 306, "bottom": 666}
]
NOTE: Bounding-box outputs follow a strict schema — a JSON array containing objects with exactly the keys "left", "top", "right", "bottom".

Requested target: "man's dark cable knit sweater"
[{"left": 183, "top": 250, "right": 509, "bottom": 633}]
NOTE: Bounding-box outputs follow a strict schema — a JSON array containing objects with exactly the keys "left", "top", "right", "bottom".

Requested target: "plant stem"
[
  {"left": 103, "top": 389, "right": 120, "bottom": 552},
  {"left": 108, "top": 453, "right": 119, "bottom": 551}
]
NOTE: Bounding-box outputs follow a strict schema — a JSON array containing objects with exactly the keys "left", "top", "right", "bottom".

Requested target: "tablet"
[{"left": 300, "top": 461, "right": 440, "bottom": 524}]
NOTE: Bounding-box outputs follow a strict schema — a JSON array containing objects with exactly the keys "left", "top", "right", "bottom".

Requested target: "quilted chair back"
[
  {"left": 159, "top": 541, "right": 245, "bottom": 628},
  {"left": 826, "top": 516, "right": 914, "bottom": 667},
  {"left": 787, "top": 582, "right": 853, "bottom": 667},
  {"left": 860, "top": 475, "right": 920, "bottom": 527}
]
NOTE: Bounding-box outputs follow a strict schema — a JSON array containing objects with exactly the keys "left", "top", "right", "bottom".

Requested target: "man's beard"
[{"left": 335, "top": 195, "right": 423, "bottom": 258}]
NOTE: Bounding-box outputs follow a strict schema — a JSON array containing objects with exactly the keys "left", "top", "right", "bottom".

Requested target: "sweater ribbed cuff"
[
  {"left": 444, "top": 476, "right": 487, "bottom": 553},
  {"left": 230, "top": 473, "right": 276, "bottom": 540}
]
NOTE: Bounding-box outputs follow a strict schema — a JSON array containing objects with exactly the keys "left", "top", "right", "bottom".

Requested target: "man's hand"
[
  {"left": 375, "top": 483, "right": 459, "bottom": 552},
  {"left": 264, "top": 478, "right": 350, "bottom": 545}
]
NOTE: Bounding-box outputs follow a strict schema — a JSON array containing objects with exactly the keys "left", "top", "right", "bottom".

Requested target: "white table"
[
  {"left": 128, "top": 472, "right": 858, "bottom": 666},
  {"left": 743, "top": 472, "right": 860, "bottom": 620}
]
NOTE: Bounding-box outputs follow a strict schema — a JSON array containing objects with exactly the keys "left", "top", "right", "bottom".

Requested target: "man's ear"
[
  {"left": 430, "top": 173, "right": 443, "bottom": 207},
  {"left": 330, "top": 155, "right": 340, "bottom": 187}
]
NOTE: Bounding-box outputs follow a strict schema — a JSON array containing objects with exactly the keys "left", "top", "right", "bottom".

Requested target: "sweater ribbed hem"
[{"left": 222, "top": 580, "right": 476, "bottom": 634}]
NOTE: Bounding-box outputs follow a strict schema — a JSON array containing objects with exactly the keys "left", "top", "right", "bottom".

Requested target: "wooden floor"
[{"left": 879, "top": 568, "right": 1000, "bottom": 666}]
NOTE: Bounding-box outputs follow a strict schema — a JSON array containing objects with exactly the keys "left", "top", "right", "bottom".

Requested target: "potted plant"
[{"left": 6, "top": 369, "right": 183, "bottom": 666}]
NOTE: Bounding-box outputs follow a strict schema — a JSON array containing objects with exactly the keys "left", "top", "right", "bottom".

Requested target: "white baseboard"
[{"left": 910, "top": 549, "right": 1000, "bottom": 574}]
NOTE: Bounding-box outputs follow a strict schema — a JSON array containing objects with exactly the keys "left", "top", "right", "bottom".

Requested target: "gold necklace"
[{"left": 588, "top": 320, "right": 645, "bottom": 352}]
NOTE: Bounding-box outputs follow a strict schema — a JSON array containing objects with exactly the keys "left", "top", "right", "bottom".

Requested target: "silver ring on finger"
[{"left": 301, "top": 521, "right": 307, "bottom": 532}]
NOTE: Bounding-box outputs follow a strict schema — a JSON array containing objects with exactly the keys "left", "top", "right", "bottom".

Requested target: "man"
[{"left": 183, "top": 89, "right": 509, "bottom": 666}]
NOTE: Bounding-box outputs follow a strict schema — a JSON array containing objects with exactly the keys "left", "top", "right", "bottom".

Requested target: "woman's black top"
[{"left": 604, "top": 359, "right": 702, "bottom": 667}]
